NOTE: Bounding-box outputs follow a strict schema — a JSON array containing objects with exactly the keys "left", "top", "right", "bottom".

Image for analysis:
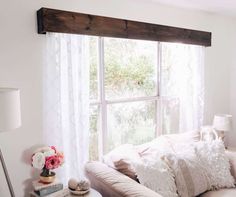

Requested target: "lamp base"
[
  {"left": 0, "top": 148, "right": 15, "bottom": 197},
  {"left": 218, "top": 131, "right": 225, "bottom": 140}
]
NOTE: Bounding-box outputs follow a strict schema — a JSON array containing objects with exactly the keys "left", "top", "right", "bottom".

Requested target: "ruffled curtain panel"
[{"left": 43, "top": 33, "right": 90, "bottom": 183}]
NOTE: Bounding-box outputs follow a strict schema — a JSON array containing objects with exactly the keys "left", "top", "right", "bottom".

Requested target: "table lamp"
[
  {"left": 0, "top": 88, "right": 21, "bottom": 197},
  {"left": 213, "top": 114, "right": 232, "bottom": 143}
]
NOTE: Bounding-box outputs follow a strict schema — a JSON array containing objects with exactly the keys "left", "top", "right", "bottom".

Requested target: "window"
[
  {"left": 89, "top": 37, "right": 162, "bottom": 160},
  {"left": 89, "top": 37, "right": 204, "bottom": 160}
]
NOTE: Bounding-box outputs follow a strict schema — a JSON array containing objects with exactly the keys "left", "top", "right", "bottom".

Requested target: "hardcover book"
[
  {"left": 34, "top": 184, "right": 63, "bottom": 197},
  {"left": 30, "top": 189, "right": 70, "bottom": 197},
  {"left": 32, "top": 179, "right": 62, "bottom": 190}
]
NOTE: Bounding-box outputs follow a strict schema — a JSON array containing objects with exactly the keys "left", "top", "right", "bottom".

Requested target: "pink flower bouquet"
[{"left": 31, "top": 146, "right": 64, "bottom": 179}]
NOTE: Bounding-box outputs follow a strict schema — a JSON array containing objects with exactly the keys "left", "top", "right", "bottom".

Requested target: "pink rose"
[{"left": 45, "top": 155, "right": 60, "bottom": 170}]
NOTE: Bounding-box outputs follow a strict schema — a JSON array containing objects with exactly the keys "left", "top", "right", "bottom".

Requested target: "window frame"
[{"left": 90, "top": 37, "right": 163, "bottom": 159}]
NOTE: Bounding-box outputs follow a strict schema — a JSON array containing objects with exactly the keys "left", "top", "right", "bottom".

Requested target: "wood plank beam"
[{"left": 37, "top": 7, "right": 211, "bottom": 46}]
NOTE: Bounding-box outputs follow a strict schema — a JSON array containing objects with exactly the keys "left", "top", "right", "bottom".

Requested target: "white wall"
[
  {"left": 0, "top": 0, "right": 236, "bottom": 196},
  {"left": 229, "top": 30, "right": 236, "bottom": 147}
]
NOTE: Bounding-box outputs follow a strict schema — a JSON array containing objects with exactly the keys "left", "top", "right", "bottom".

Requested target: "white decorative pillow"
[
  {"left": 195, "top": 140, "right": 235, "bottom": 189},
  {"left": 163, "top": 130, "right": 200, "bottom": 144},
  {"left": 164, "top": 147, "right": 211, "bottom": 197},
  {"left": 136, "top": 136, "right": 175, "bottom": 160},
  {"left": 135, "top": 131, "right": 200, "bottom": 158},
  {"left": 134, "top": 158, "right": 178, "bottom": 197},
  {"left": 103, "top": 144, "right": 142, "bottom": 180},
  {"left": 165, "top": 140, "right": 235, "bottom": 197}
]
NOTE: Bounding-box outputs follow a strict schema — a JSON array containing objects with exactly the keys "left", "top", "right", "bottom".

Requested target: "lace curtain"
[
  {"left": 160, "top": 42, "right": 205, "bottom": 134},
  {"left": 43, "top": 33, "right": 90, "bottom": 183}
]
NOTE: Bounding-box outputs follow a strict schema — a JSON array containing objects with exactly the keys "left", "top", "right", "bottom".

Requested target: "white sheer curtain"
[
  {"left": 160, "top": 43, "right": 205, "bottom": 134},
  {"left": 43, "top": 33, "right": 90, "bottom": 183}
]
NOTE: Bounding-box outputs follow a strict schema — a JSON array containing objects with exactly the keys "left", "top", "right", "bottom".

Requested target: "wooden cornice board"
[{"left": 37, "top": 7, "right": 211, "bottom": 46}]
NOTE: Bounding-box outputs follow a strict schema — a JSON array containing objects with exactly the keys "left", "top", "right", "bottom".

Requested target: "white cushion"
[
  {"left": 195, "top": 140, "right": 235, "bottom": 189},
  {"left": 165, "top": 140, "right": 235, "bottom": 197},
  {"left": 134, "top": 158, "right": 178, "bottom": 197},
  {"left": 164, "top": 146, "right": 211, "bottom": 197},
  {"left": 163, "top": 130, "right": 200, "bottom": 144},
  {"left": 103, "top": 144, "right": 142, "bottom": 180}
]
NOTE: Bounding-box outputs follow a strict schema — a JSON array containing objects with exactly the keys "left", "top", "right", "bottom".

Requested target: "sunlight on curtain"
[
  {"left": 43, "top": 33, "right": 90, "bottom": 183},
  {"left": 160, "top": 43, "right": 205, "bottom": 134}
]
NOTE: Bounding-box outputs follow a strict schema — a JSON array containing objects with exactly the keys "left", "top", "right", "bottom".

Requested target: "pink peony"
[{"left": 45, "top": 155, "right": 61, "bottom": 170}]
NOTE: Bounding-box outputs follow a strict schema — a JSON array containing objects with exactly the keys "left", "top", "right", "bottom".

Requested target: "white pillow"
[
  {"left": 134, "top": 158, "right": 178, "bottom": 197},
  {"left": 135, "top": 131, "right": 200, "bottom": 158},
  {"left": 164, "top": 147, "right": 211, "bottom": 197},
  {"left": 163, "top": 130, "right": 200, "bottom": 144},
  {"left": 103, "top": 144, "right": 142, "bottom": 180},
  {"left": 136, "top": 136, "right": 175, "bottom": 160},
  {"left": 165, "top": 140, "right": 235, "bottom": 197},
  {"left": 195, "top": 140, "right": 235, "bottom": 189}
]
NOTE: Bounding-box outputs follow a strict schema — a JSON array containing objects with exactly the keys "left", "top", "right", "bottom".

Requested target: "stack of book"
[{"left": 30, "top": 179, "right": 69, "bottom": 197}]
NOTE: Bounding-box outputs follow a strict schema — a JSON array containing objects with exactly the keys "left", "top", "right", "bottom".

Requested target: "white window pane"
[
  {"left": 106, "top": 101, "right": 156, "bottom": 152},
  {"left": 104, "top": 38, "right": 157, "bottom": 100},
  {"left": 161, "top": 42, "right": 197, "bottom": 97},
  {"left": 89, "top": 105, "right": 100, "bottom": 160},
  {"left": 89, "top": 36, "right": 99, "bottom": 100}
]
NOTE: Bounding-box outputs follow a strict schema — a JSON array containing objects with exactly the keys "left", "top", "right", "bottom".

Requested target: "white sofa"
[{"left": 85, "top": 149, "right": 236, "bottom": 197}]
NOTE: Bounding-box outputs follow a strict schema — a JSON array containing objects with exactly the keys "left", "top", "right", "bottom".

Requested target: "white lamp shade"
[
  {"left": 0, "top": 88, "right": 21, "bottom": 131},
  {"left": 213, "top": 114, "right": 232, "bottom": 131}
]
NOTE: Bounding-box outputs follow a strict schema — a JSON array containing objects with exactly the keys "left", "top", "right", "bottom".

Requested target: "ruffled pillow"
[
  {"left": 195, "top": 140, "right": 235, "bottom": 189},
  {"left": 134, "top": 158, "right": 178, "bottom": 197}
]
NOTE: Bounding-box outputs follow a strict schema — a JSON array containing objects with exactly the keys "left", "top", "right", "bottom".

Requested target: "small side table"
[{"left": 69, "top": 188, "right": 102, "bottom": 197}]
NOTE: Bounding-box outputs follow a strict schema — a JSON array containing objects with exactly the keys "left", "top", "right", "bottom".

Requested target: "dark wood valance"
[{"left": 37, "top": 7, "right": 211, "bottom": 46}]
